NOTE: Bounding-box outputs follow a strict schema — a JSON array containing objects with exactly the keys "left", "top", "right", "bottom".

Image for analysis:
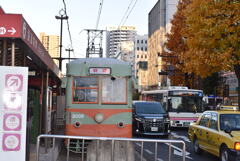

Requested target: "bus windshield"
[{"left": 168, "top": 96, "right": 203, "bottom": 113}]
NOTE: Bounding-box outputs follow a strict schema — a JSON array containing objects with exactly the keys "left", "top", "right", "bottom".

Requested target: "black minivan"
[{"left": 132, "top": 101, "right": 170, "bottom": 136}]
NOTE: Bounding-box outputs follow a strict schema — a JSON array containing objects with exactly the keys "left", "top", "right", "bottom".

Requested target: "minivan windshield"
[{"left": 134, "top": 102, "right": 166, "bottom": 114}]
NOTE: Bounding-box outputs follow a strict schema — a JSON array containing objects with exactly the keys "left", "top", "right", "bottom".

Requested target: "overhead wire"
[
  {"left": 121, "top": 0, "right": 138, "bottom": 26},
  {"left": 118, "top": 0, "right": 135, "bottom": 28},
  {"left": 96, "top": 0, "right": 104, "bottom": 30},
  {"left": 62, "top": 0, "right": 76, "bottom": 58}
]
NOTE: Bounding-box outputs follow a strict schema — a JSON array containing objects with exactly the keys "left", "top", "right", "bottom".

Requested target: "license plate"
[
  {"left": 151, "top": 127, "right": 158, "bottom": 131},
  {"left": 183, "top": 122, "right": 190, "bottom": 126}
]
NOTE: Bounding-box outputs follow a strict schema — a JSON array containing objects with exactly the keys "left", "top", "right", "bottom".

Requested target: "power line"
[
  {"left": 96, "top": 0, "right": 104, "bottom": 30},
  {"left": 118, "top": 0, "right": 135, "bottom": 28},
  {"left": 62, "top": 0, "right": 76, "bottom": 58},
  {"left": 121, "top": 0, "right": 138, "bottom": 26}
]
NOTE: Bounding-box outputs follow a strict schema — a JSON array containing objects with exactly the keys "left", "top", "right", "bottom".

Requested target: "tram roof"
[
  {"left": 67, "top": 58, "right": 132, "bottom": 76},
  {"left": 69, "top": 58, "right": 131, "bottom": 65}
]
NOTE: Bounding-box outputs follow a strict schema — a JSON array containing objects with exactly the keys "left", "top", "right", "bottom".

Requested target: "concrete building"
[
  {"left": 106, "top": 26, "right": 136, "bottom": 75},
  {"left": 106, "top": 26, "right": 136, "bottom": 58},
  {"left": 135, "top": 34, "right": 148, "bottom": 91},
  {"left": 39, "top": 32, "right": 60, "bottom": 66},
  {"left": 147, "top": 0, "right": 178, "bottom": 88}
]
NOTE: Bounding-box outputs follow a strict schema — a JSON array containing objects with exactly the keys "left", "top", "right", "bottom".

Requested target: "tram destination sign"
[{"left": 89, "top": 67, "right": 111, "bottom": 75}]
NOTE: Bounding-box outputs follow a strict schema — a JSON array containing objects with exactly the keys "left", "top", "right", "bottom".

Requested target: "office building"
[
  {"left": 39, "top": 32, "right": 60, "bottom": 66},
  {"left": 147, "top": 0, "right": 178, "bottom": 88},
  {"left": 135, "top": 34, "right": 148, "bottom": 90}
]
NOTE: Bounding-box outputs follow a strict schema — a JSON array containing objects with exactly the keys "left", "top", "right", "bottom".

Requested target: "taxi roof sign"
[{"left": 218, "top": 105, "right": 239, "bottom": 111}]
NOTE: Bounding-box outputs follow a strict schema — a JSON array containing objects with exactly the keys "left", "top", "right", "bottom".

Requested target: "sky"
[{"left": 1, "top": 0, "right": 158, "bottom": 71}]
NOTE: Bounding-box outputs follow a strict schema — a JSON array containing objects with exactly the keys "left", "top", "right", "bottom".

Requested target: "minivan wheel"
[
  {"left": 194, "top": 138, "right": 202, "bottom": 154},
  {"left": 220, "top": 146, "right": 229, "bottom": 161}
]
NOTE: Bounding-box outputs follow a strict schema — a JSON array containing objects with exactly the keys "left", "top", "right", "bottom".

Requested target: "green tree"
[{"left": 181, "top": 0, "right": 240, "bottom": 105}]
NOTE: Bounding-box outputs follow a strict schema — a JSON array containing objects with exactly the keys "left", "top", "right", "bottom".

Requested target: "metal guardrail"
[{"left": 36, "top": 134, "right": 186, "bottom": 161}]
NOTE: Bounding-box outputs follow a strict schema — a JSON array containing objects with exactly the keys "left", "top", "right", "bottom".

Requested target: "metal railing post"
[
  {"left": 168, "top": 143, "right": 172, "bottom": 161},
  {"left": 182, "top": 142, "right": 186, "bottom": 161},
  {"left": 111, "top": 140, "right": 115, "bottom": 161},
  {"left": 154, "top": 142, "right": 157, "bottom": 161},
  {"left": 36, "top": 136, "right": 41, "bottom": 161},
  {"left": 52, "top": 138, "right": 55, "bottom": 161},
  {"left": 67, "top": 138, "right": 70, "bottom": 161},
  {"left": 141, "top": 141, "right": 144, "bottom": 161},
  {"left": 82, "top": 139, "right": 85, "bottom": 161}
]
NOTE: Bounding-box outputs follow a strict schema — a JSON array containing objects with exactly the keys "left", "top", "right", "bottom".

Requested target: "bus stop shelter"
[{"left": 0, "top": 6, "right": 62, "bottom": 150}]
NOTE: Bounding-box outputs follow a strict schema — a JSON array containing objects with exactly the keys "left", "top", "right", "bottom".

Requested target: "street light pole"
[{"left": 55, "top": 9, "right": 68, "bottom": 71}]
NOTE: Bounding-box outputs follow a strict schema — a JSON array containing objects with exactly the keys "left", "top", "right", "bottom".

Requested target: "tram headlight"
[
  {"left": 117, "top": 122, "right": 125, "bottom": 128},
  {"left": 94, "top": 113, "right": 104, "bottom": 123},
  {"left": 74, "top": 121, "right": 81, "bottom": 128}
]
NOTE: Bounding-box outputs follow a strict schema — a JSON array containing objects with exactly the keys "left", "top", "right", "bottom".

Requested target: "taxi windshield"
[{"left": 220, "top": 114, "right": 240, "bottom": 131}]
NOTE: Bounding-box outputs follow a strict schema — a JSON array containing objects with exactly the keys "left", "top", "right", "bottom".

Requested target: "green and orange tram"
[{"left": 65, "top": 58, "right": 133, "bottom": 140}]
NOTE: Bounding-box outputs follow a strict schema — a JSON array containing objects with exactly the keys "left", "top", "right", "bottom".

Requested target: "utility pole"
[
  {"left": 65, "top": 48, "right": 74, "bottom": 63},
  {"left": 55, "top": 9, "right": 68, "bottom": 71}
]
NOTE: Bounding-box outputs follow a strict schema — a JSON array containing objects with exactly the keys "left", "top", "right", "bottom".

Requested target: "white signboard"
[
  {"left": 89, "top": 67, "right": 111, "bottom": 75},
  {"left": 0, "top": 66, "right": 28, "bottom": 161}
]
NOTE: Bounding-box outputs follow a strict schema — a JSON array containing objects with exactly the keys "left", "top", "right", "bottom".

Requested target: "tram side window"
[
  {"left": 102, "top": 77, "right": 127, "bottom": 104},
  {"left": 73, "top": 77, "right": 98, "bottom": 103}
]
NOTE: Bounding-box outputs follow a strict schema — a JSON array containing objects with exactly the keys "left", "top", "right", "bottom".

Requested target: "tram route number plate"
[{"left": 151, "top": 127, "right": 158, "bottom": 131}]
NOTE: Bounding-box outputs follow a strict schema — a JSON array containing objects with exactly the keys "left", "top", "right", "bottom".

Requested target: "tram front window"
[
  {"left": 102, "top": 77, "right": 127, "bottom": 104},
  {"left": 73, "top": 77, "right": 98, "bottom": 103},
  {"left": 168, "top": 96, "right": 202, "bottom": 113}
]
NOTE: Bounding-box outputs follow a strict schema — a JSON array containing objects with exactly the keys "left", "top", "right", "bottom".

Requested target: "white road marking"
[
  {"left": 171, "top": 132, "right": 191, "bottom": 142},
  {"left": 174, "top": 150, "right": 193, "bottom": 160},
  {"left": 165, "top": 143, "right": 190, "bottom": 156},
  {"left": 157, "top": 158, "right": 163, "bottom": 161},
  {"left": 135, "top": 143, "right": 141, "bottom": 147},
  {"left": 144, "top": 149, "right": 153, "bottom": 155}
]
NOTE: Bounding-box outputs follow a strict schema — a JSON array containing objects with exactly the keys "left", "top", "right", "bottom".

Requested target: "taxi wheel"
[
  {"left": 194, "top": 138, "right": 202, "bottom": 154},
  {"left": 220, "top": 146, "right": 229, "bottom": 161}
]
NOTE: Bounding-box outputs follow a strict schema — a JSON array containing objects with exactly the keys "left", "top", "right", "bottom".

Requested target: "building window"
[
  {"left": 137, "top": 40, "right": 139, "bottom": 43},
  {"left": 137, "top": 47, "right": 139, "bottom": 51},
  {"left": 145, "top": 47, "right": 147, "bottom": 51},
  {"left": 141, "top": 55, "right": 143, "bottom": 58},
  {"left": 137, "top": 55, "right": 139, "bottom": 58},
  {"left": 145, "top": 40, "right": 147, "bottom": 44},
  {"left": 141, "top": 40, "right": 143, "bottom": 43},
  {"left": 141, "top": 47, "right": 143, "bottom": 51},
  {"left": 145, "top": 55, "right": 147, "bottom": 59}
]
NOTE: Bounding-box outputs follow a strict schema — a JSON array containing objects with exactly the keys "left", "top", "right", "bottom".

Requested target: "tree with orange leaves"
[
  {"left": 164, "top": 0, "right": 196, "bottom": 88},
  {"left": 182, "top": 0, "right": 240, "bottom": 105}
]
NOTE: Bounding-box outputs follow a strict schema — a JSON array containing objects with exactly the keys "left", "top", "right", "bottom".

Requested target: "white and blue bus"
[{"left": 141, "top": 86, "right": 204, "bottom": 127}]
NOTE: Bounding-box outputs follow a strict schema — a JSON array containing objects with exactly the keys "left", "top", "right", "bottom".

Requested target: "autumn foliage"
[
  {"left": 166, "top": 0, "right": 240, "bottom": 104},
  {"left": 164, "top": 0, "right": 194, "bottom": 87}
]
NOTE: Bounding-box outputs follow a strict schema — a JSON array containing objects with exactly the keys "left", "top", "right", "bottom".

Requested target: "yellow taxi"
[{"left": 188, "top": 105, "right": 240, "bottom": 161}]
